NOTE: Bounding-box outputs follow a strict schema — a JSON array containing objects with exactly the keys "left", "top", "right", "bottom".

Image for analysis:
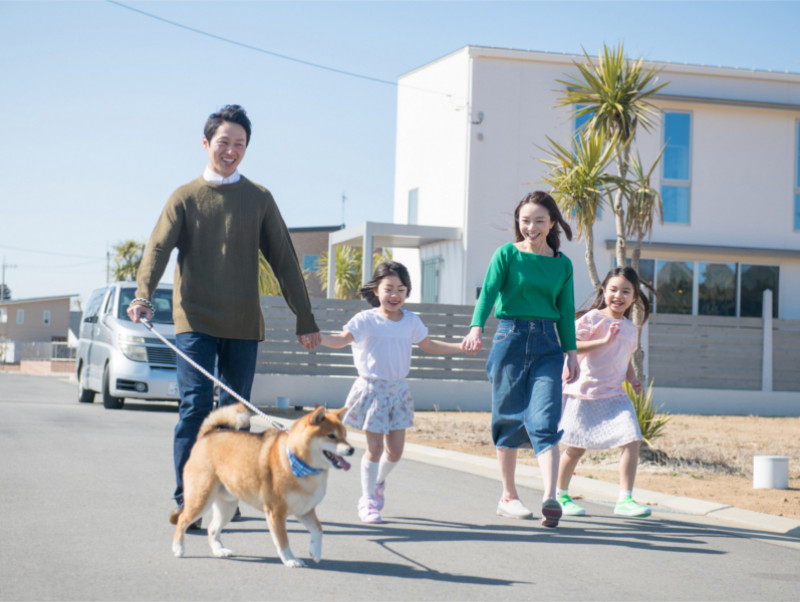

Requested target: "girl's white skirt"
[{"left": 560, "top": 393, "right": 643, "bottom": 449}]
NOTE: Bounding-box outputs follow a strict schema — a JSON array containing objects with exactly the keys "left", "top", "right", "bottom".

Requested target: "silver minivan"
[{"left": 76, "top": 282, "right": 180, "bottom": 409}]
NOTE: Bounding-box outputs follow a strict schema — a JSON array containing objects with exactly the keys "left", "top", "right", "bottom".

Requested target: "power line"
[
  {"left": 0, "top": 244, "right": 101, "bottom": 260},
  {"left": 106, "top": 0, "right": 399, "bottom": 87}
]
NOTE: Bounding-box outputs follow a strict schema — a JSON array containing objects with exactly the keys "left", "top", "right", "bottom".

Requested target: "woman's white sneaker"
[{"left": 497, "top": 498, "right": 533, "bottom": 519}]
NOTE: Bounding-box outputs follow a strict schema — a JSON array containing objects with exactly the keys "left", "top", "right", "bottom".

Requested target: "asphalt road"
[{"left": 1, "top": 372, "right": 798, "bottom": 601}]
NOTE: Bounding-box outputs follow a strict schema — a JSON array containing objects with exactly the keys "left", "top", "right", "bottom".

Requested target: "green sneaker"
[
  {"left": 556, "top": 493, "right": 586, "bottom": 516},
  {"left": 614, "top": 496, "right": 651, "bottom": 517}
]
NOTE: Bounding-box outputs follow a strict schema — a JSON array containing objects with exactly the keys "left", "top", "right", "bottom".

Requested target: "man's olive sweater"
[{"left": 135, "top": 176, "right": 318, "bottom": 340}]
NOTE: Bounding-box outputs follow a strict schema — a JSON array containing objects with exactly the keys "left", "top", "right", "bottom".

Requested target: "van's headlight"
[{"left": 119, "top": 334, "right": 148, "bottom": 362}]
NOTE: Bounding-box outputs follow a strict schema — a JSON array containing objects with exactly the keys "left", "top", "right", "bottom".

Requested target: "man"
[{"left": 128, "top": 105, "right": 321, "bottom": 523}]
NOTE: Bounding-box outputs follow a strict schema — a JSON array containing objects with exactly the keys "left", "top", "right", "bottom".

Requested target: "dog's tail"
[{"left": 198, "top": 402, "right": 251, "bottom": 439}]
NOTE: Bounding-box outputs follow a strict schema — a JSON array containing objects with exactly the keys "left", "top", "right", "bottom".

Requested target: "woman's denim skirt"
[{"left": 486, "top": 318, "right": 564, "bottom": 455}]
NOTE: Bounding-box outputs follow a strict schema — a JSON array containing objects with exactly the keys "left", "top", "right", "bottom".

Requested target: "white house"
[{"left": 391, "top": 46, "right": 800, "bottom": 320}]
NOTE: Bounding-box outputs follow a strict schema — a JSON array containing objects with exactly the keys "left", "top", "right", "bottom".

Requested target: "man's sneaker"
[
  {"left": 540, "top": 498, "right": 563, "bottom": 528},
  {"left": 358, "top": 496, "right": 382, "bottom": 524},
  {"left": 614, "top": 496, "right": 652, "bottom": 517},
  {"left": 374, "top": 481, "right": 386, "bottom": 511},
  {"left": 497, "top": 498, "right": 533, "bottom": 519},
  {"left": 557, "top": 492, "right": 586, "bottom": 516}
]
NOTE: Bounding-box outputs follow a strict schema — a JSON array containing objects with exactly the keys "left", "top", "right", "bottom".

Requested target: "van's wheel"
[
  {"left": 77, "top": 366, "right": 95, "bottom": 404},
  {"left": 102, "top": 365, "right": 124, "bottom": 409}
]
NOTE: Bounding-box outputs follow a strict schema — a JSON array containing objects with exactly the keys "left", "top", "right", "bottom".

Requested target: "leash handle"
[{"left": 139, "top": 317, "right": 288, "bottom": 431}]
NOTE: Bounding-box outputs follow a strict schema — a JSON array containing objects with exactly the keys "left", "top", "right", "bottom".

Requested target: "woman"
[{"left": 462, "top": 191, "right": 579, "bottom": 528}]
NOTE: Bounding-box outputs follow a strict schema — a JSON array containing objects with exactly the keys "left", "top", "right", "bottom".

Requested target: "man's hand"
[
  {"left": 127, "top": 304, "right": 153, "bottom": 323},
  {"left": 297, "top": 331, "right": 322, "bottom": 350}
]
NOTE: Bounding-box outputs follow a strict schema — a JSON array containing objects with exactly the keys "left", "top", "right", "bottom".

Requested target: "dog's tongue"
[{"left": 337, "top": 456, "right": 351, "bottom": 471}]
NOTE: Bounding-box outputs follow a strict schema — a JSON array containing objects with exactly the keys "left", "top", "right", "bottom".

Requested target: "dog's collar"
[{"left": 286, "top": 446, "right": 324, "bottom": 477}]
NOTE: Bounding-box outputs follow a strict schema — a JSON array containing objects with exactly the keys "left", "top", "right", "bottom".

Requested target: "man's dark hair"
[{"left": 204, "top": 104, "right": 252, "bottom": 146}]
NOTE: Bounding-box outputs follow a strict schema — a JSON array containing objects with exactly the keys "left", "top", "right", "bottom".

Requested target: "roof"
[{"left": 0, "top": 294, "right": 78, "bottom": 306}]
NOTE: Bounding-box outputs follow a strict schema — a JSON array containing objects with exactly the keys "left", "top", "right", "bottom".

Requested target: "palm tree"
[
  {"left": 110, "top": 240, "right": 144, "bottom": 282},
  {"left": 257, "top": 251, "right": 281, "bottom": 296},
  {"left": 540, "top": 127, "right": 622, "bottom": 290},
  {"left": 316, "top": 246, "right": 392, "bottom": 299},
  {"left": 625, "top": 150, "right": 664, "bottom": 379},
  {"left": 626, "top": 148, "right": 665, "bottom": 274},
  {"left": 555, "top": 42, "right": 668, "bottom": 267}
]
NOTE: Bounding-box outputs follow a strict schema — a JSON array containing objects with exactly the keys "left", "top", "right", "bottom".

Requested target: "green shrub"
[{"left": 624, "top": 378, "right": 671, "bottom": 448}]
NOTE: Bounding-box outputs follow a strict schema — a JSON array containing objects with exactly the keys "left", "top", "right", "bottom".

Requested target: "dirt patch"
[{"left": 406, "top": 412, "right": 800, "bottom": 521}]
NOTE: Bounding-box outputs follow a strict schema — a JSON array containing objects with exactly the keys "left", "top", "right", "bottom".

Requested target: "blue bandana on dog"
[{"left": 287, "top": 446, "right": 323, "bottom": 477}]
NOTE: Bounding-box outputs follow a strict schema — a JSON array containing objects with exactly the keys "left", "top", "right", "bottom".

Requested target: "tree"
[
  {"left": 316, "top": 246, "right": 392, "bottom": 299},
  {"left": 110, "top": 240, "right": 145, "bottom": 282},
  {"left": 540, "top": 127, "right": 622, "bottom": 290},
  {"left": 554, "top": 42, "right": 668, "bottom": 268},
  {"left": 0, "top": 283, "right": 10, "bottom": 300},
  {"left": 626, "top": 149, "right": 665, "bottom": 275}
]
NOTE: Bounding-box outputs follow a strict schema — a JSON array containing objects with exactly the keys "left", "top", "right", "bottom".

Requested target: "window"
[
  {"left": 0, "top": 308, "right": 6, "bottom": 324},
  {"left": 302, "top": 254, "right": 319, "bottom": 272},
  {"left": 698, "top": 263, "right": 737, "bottom": 316},
  {"left": 408, "top": 188, "right": 418, "bottom": 225},
  {"left": 43, "top": 310, "right": 51, "bottom": 326},
  {"left": 635, "top": 257, "right": 779, "bottom": 317},
  {"left": 740, "top": 265, "right": 779, "bottom": 318},
  {"left": 16, "top": 309, "right": 24, "bottom": 324},
  {"left": 662, "top": 112, "right": 691, "bottom": 224},
  {"left": 655, "top": 261, "right": 693, "bottom": 314},
  {"left": 795, "top": 120, "right": 800, "bottom": 230}
]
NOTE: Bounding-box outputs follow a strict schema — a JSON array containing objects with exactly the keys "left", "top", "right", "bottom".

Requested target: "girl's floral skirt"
[{"left": 343, "top": 376, "right": 414, "bottom": 434}]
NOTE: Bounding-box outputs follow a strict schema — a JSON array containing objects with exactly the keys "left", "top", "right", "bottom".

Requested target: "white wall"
[{"left": 394, "top": 50, "right": 472, "bottom": 229}]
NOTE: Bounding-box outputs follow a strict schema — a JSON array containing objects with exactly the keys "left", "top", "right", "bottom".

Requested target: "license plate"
[{"left": 168, "top": 382, "right": 179, "bottom": 396}]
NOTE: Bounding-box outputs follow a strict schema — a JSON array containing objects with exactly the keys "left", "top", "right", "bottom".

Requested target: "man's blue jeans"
[{"left": 173, "top": 332, "right": 258, "bottom": 505}]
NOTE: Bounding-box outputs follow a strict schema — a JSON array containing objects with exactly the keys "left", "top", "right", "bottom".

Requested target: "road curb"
[{"left": 252, "top": 414, "right": 800, "bottom": 538}]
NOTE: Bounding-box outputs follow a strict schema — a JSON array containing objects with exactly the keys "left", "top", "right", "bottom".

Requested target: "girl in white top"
[
  {"left": 557, "top": 267, "right": 655, "bottom": 518},
  {"left": 320, "top": 261, "right": 473, "bottom": 524}
]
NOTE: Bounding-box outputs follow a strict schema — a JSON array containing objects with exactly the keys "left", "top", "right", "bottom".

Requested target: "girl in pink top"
[{"left": 556, "top": 267, "right": 655, "bottom": 518}]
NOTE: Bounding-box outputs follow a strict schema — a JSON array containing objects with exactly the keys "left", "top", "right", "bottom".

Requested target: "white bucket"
[
  {"left": 276, "top": 396, "right": 290, "bottom": 410},
  {"left": 753, "top": 455, "right": 789, "bottom": 489}
]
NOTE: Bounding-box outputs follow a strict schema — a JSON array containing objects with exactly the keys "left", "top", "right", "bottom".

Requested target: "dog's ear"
[
  {"left": 331, "top": 406, "right": 348, "bottom": 419},
  {"left": 310, "top": 406, "right": 327, "bottom": 426}
]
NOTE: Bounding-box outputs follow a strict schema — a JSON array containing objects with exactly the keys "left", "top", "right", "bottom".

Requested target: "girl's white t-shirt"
[
  {"left": 345, "top": 308, "right": 429, "bottom": 381},
  {"left": 562, "top": 309, "right": 638, "bottom": 400}
]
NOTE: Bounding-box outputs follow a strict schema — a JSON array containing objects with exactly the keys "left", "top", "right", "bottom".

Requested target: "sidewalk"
[{"left": 254, "top": 414, "right": 800, "bottom": 543}]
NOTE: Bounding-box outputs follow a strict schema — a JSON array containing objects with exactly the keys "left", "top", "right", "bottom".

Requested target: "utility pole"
[
  {"left": 341, "top": 192, "right": 346, "bottom": 228},
  {"left": 1, "top": 257, "right": 16, "bottom": 300}
]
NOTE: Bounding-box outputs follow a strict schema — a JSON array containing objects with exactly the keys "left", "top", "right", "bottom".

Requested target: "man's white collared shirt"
[{"left": 203, "top": 166, "right": 241, "bottom": 184}]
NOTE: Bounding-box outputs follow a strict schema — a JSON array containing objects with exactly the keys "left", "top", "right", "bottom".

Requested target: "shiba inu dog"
[{"left": 172, "top": 403, "right": 354, "bottom": 567}]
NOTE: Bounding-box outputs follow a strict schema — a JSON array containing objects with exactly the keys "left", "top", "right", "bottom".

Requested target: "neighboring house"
[
  {"left": 0, "top": 295, "right": 77, "bottom": 363},
  {"left": 389, "top": 46, "right": 800, "bottom": 320},
  {"left": 288, "top": 225, "right": 344, "bottom": 297}
]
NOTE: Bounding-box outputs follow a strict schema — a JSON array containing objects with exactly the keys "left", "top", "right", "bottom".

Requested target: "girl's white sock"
[
  {"left": 361, "top": 457, "right": 380, "bottom": 499},
  {"left": 377, "top": 455, "right": 399, "bottom": 485},
  {"left": 556, "top": 489, "right": 569, "bottom": 497},
  {"left": 619, "top": 489, "right": 633, "bottom": 501}
]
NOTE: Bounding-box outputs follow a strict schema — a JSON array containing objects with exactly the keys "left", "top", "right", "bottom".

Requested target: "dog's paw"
[
  {"left": 211, "top": 544, "right": 233, "bottom": 558},
  {"left": 309, "top": 543, "right": 322, "bottom": 563},
  {"left": 172, "top": 543, "right": 184, "bottom": 558},
  {"left": 283, "top": 558, "right": 306, "bottom": 568}
]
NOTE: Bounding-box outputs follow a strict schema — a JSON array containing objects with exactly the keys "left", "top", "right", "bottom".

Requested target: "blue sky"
[{"left": 2, "top": 0, "right": 799, "bottom": 308}]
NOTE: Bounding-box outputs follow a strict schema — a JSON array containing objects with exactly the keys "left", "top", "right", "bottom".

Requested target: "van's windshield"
[{"left": 117, "top": 288, "right": 174, "bottom": 325}]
